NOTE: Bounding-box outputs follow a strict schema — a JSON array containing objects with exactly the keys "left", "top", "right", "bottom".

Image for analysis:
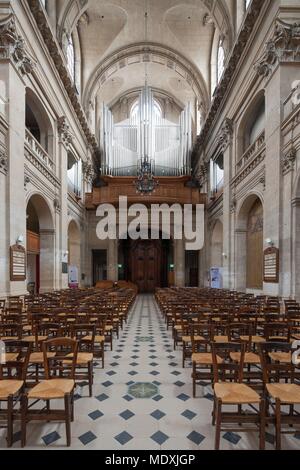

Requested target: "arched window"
[
  {"left": 217, "top": 39, "right": 225, "bottom": 84},
  {"left": 39, "top": 0, "right": 46, "bottom": 9},
  {"left": 245, "top": 0, "right": 251, "bottom": 9},
  {"left": 66, "top": 34, "right": 75, "bottom": 81}
]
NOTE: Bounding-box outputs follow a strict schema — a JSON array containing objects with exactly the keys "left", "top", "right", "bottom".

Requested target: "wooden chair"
[
  {"left": 211, "top": 342, "right": 265, "bottom": 450},
  {"left": 0, "top": 340, "right": 32, "bottom": 447},
  {"left": 259, "top": 342, "right": 300, "bottom": 450},
  {"left": 21, "top": 337, "right": 78, "bottom": 447},
  {"left": 70, "top": 324, "right": 95, "bottom": 397}
]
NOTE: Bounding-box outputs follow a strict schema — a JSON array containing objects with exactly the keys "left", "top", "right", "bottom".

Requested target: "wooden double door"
[{"left": 130, "top": 240, "right": 162, "bottom": 293}]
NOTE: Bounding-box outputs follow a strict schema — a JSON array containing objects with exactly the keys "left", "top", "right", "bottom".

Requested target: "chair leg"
[
  {"left": 64, "top": 394, "right": 72, "bottom": 447},
  {"left": 214, "top": 399, "right": 222, "bottom": 450},
  {"left": 7, "top": 395, "right": 13, "bottom": 448},
  {"left": 275, "top": 398, "right": 281, "bottom": 451},
  {"left": 21, "top": 394, "right": 28, "bottom": 448},
  {"left": 192, "top": 363, "right": 196, "bottom": 398},
  {"left": 212, "top": 396, "right": 216, "bottom": 426},
  {"left": 259, "top": 398, "right": 266, "bottom": 451},
  {"left": 88, "top": 362, "right": 93, "bottom": 397}
]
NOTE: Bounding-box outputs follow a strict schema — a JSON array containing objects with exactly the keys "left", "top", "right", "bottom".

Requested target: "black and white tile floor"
[{"left": 1, "top": 295, "right": 299, "bottom": 449}]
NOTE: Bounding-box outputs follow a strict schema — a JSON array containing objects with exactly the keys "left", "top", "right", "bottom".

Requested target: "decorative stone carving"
[
  {"left": 282, "top": 147, "right": 297, "bottom": 175},
  {"left": 259, "top": 173, "right": 266, "bottom": 190},
  {"left": 82, "top": 160, "right": 95, "bottom": 185},
  {"left": 53, "top": 198, "right": 61, "bottom": 213},
  {"left": 217, "top": 118, "right": 233, "bottom": 151},
  {"left": 0, "top": 15, "right": 34, "bottom": 76},
  {"left": 230, "top": 198, "right": 237, "bottom": 213},
  {"left": 255, "top": 19, "right": 300, "bottom": 77},
  {"left": 0, "top": 147, "right": 8, "bottom": 174},
  {"left": 57, "top": 116, "right": 73, "bottom": 146},
  {"left": 24, "top": 175, "right": 30, "bottom": 189}
]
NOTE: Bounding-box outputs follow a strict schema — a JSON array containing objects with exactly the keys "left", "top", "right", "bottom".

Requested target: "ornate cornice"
[
  {"left": 0, "top": 14, "right": 34, "bottom": 76},
  {"left": 216, "top": 118, "right": 233, "bottom": 152},
  {"left": 255, "top": 19, "right": 300, "bottom": 77},
  {"left": 58, "top": 116, "right": 73, "bottom": 146},
  {"left": 282, "top": 147, "right": 297, "bottom": 175},
  {"left": 0, "top": 147, "right": 8, "bottom": 174},
  {"left": 191, "top": 0, "right": 266, "bottom": 166},
  {"left": 27, "top": 0, "right": 100, "bottom": 164}
]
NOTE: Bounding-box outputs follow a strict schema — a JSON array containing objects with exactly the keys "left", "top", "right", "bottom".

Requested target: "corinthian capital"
[
  {"left": 58, "top": 116, "right": 73, "bottom": 146},
  {"left": 217, "top": 118, "right": 233, "bottom": 151},
  {"left": 254, "top": 19, "right": 300, "bottom": 77},
  {"left": 0, "top": 14, "right": 35, "bottom": 76}
]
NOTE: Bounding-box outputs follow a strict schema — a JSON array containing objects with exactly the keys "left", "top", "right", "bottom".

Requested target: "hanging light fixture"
[{"left": 134, "top": 1, "right": 159, "bottom": 195}]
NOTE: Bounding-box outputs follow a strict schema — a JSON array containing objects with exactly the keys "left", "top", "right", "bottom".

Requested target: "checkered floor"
[{"left": 1, "top": 294, "right": 299, "bottom": 449}]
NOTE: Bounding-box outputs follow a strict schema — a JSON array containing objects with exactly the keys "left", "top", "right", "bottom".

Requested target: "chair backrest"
[
  {"left": 0, "top": 323, "right": 22, "bottom": 339},
  {"left": 42, "top": 337, "right": 78, "bottom": 379},
  {"left": 264, "top": 322, "right": 290, "bottom": 342},
  {"left": 70, "top": 324, "right": 96, "bottom": 352},
  {"left": 0, "top": 340, "right": 32, "bottom": 380},
  {"left": 259, "top": 342, "right": 295, "bottom": 385},
  {"left": 191, "top": 323, "right": 213, "bottom": 353},
  {"left": 211, "top": 342, "right": 246, "bottom": 384}
]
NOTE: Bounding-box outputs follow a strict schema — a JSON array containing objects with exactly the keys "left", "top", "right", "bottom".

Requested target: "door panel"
[{"left": 130, "top": 240, "right": 161, "bottom": 292}]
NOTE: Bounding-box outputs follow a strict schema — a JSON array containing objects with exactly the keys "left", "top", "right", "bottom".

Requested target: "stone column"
[
  {"left": 57, "top": 117, "right": 73, "bottom": 289},
  {"left": 174, "top": 238, "right": 185, "bottom": 287},
  {"left": 40, "top": 229, "right": 55, "bottom": 292},
  {"left": 218, "top": 118, "right": 233, "bottom": 289},
  {"left": 235, "top": 229, "right": 247, "bottom": 292},
  {"left": 254, "top": 19, "right": 300, "bottom": 296},
  {"left": 0, "top": 13, "right": 34, "bottom": 296},
  {"left": 107, "top": 239, "right": 118, "bottom": 282}
]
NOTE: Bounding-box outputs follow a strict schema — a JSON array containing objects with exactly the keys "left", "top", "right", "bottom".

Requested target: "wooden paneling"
[
  {"left": 247, "top": 199, "right": 263, "bottom": 289},
  {"left": 86, "top": 176, "right": 206, "bottom": 208},
  {"left": 130, "top": 240, "right": 162, "bottom": 293},
  {"left": 26, "top": 230, "right": 40, "bottom": 254}
]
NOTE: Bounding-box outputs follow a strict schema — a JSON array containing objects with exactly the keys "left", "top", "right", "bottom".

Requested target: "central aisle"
[{"left": 6, "top": 295, "right": 298, "bottom": 449}]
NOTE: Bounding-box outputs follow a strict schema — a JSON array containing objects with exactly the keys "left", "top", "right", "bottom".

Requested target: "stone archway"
[
  {"left": 236, "top": 193, "right": 264, "bottom": 292},
  {"left": 26, "top": 193, "right": 55, "bottom": 293}
]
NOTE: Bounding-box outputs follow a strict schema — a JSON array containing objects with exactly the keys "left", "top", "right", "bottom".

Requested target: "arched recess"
[
  {"left": 236, "top": 193, "right": 264, "bottom": 292},
  {"left": 210, "top": 220, "right": 223, "bottom": 268},
  {"left": 236, "top": 90, "right": 265, "bottom": 161},
  {"left": 292, "top": 171, "right": 300, "bottom": 300},
  {"left": 25, "top": 88, "right": 54, "bottom": 157},
  {"left": 68, "top": 220, "right": 81, "bottom": 287},
  {"left": 83, "top": 43, "right": 210, "bottom": 115},
  {"left": 26, "top": 193, "right": 55, "bottom": 293}
]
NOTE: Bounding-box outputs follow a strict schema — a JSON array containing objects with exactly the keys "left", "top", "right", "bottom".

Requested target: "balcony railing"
[
  {"left": 25, "top": 129, "right": 55, "bottom": 173},
  {"left": 236, "top": 130, "right": 265, "bottom": 172}
]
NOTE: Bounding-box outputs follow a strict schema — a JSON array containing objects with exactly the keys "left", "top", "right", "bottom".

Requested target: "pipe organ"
[{"left": 101, "top": 88, "right": 192, "bottom": 177}]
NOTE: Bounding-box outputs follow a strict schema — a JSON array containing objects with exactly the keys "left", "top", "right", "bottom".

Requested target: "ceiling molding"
[{"left": 83, "top": 42, "right": 210, "bottom": 113}]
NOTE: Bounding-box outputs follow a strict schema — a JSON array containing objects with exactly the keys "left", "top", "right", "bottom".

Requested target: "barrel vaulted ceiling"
[{"left": 56, "top": 0, "right": 235, "bottom": 115}]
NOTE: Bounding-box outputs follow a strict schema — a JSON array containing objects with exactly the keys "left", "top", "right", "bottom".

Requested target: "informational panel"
[
  {"left": 10, "top": 244, "right": 26, "bottom": 281},
  {"left": 263, "top": 247, "right": 279, "bottom": 283},
  {"left": 210, "top": 267, "right": 223, "bottom": 289},
  {"left": 68, "top": 265, "right": 79, "bottom": 288}
]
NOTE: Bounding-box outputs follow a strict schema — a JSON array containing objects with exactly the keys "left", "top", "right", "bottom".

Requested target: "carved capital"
[
  {"left": 53, "top": 198, "right": 61, "bottom": 213},
  {"left": 0, "top": 147, "right": 8, "bottom": 174},
  {"left": 282, "top": 147, "right": 297, "bottom": 175},
  {"left": 0, "top": 14, "right": 35, "bottom": 76},
  {"left": 217, "top": 118, "right": 233, "bottom": 151},
  {"left": 82, "top": 160, "right": 95, "bottom": 185},
  {"left": 230, "top": 198, "right": 237, "bottom": 213},
  {"left": 57, "top": 116, "right": 73, "bottom": 146},
  {"left": 255, "top": 19, "right": 300, "bottom": 77}
]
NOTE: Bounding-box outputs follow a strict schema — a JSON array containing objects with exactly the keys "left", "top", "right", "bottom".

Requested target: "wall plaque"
[
  {"left": 263, "top": 247, "right": 279, "bottom": 283},
  {"left": 10, "top": 244, "right": 26, "bottom": 281}
]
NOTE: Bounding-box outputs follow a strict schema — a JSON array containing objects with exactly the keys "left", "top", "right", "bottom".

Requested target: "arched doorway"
[
  {"left": 236, "top": 194, "right": 264, "bottom": 291},
  {"left": 246, "top": 199, "right": 264, "bottom": 289},
  {"left": 26, "top": 194, "right": 54, "bottom": 293},
  {"left": 211, "top": 220, "right": 223, "bottom": 268},
  {"left": 68, "top": 221, "right": 81, "bottom": 287},
  {"left": 119, "top": 235, "right": 173, "bottom": 293}
]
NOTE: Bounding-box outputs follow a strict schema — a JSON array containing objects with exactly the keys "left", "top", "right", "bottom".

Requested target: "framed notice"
[
  {"left": 263, "top": 247, "right": 279, "bottom": 283},
  {"left": 10, "top": 244, "right": 26, "bottom": 281}
]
